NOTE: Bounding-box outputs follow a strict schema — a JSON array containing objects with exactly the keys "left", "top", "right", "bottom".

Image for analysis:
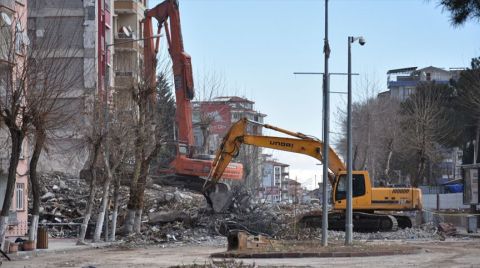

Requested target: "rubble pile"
[
  {"left": 37, "top": 173, "right": 89, "bottom": 237},
  {"left": 37, "top": 172, "right": 223, "bottom": 242},
  {"left": 35, "top": 172, "right": 463, "bottom": 245}
]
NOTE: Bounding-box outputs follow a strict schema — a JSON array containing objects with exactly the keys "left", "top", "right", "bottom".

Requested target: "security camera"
[{"left": 358, "top": 37, "right": 366, "bottom": 46}]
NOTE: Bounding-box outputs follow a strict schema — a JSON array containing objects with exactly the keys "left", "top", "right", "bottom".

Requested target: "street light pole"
[{"left": 346, "top": 35, "right": 365, "bottom": 245}]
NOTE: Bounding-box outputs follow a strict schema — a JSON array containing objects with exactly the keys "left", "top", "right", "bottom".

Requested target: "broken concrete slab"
[{"left": 148, "top": 211, "right": 191, "bottom": 224}]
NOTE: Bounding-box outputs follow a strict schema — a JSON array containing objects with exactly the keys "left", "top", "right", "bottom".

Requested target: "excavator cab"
[{"left": 333, "top": 173, "right": 367, "bottom": 203}]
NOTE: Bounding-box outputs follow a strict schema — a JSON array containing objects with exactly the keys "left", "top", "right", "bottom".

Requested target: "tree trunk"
[
  {"left": 0, "top": 130, "right": 24, "bottom": 249},
  {"left": 77, "top": 169, "right": 97, "bottom": 244},
  {"left": 93, "top": 150, "right": 114, "bottom": 242},
  {"left": 124, "top": 168, "right": 141, "bottom": 234},
  {"left": 28, "top": 129, "right": 46, "bottom": 242},
  {"left": 0, "top": 216, "right": 8, "bottom": 252},
  {"left": 110, "top": 178, "right": 120, "bottom": 241},
  {"left": 124, "top": 125, "right": 144, "bottom": 235},
  {"left": 133, "top": 160, "right": 149, "bottom": 234},
  {"left": 92, "top": 178, "right": 110, "bottom": 242},
  {"left": 414, "top": 151, "right": 426, "bottom": 187},
  {"left": 28, "top": 215, "right": 39, "bottom": 242},
  {"left": 77, "top": 139, "right": 102, "bottom": 244},
  {"left": 383, "top": 140, "right": 394, "bottom": 182},
  {"left": 133, "top": 209, "right": 143, "bottom": 234},
  {"left": 123, "top": 209, "right": 135, "bottom": 235}
]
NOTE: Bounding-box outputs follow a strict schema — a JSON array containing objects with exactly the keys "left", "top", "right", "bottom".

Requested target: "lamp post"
[{"left": 346, "top": 36, "right": 365, "bottom": 245}]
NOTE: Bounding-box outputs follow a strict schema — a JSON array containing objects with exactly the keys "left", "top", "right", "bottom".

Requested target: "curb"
[
  {"left": 7, "top": 241, "right": 122, "bottom": 260},
  {"left": 211, "top": 248, "right": 421, "bottom": 258}
]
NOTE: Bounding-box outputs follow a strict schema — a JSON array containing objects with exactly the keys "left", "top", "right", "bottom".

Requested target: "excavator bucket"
[{"left": 204, "top": 182, "right": 233, "bottom": 213}]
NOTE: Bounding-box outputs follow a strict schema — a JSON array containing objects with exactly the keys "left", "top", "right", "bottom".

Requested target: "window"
[
  {"left": 16, "top": 183, "right": 25, "bottom": 211},
  {"left": 335, "top": 174, "right": 366, "bottom": 201}
]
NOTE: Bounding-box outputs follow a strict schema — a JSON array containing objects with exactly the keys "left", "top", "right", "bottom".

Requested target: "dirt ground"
[{"left": 2, "top": 239, "right": 480, "bottom": 268}]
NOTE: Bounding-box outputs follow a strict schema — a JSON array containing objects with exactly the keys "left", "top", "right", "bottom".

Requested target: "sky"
[{"left": 149, "top": 0, "right": 480, "bottom": 189}]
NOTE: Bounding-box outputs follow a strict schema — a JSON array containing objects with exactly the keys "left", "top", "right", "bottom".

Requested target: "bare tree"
[
  {"left": 193, "top": 69, "right": 227, "bottom": 154},
  {"left": 400, "top": 82, "right": 451, "bottom": 186},
  {"left": 77, "top": 105, "right": 104, "bottom": 244},
  {"left": 92, "top": 106, "right": 132, "bottom": 242},
  {"left": 123, "top": 73, "right": 171, "bottom": 234},
  {"left": 25, "top": 11, "right": 83, "bottom": 244},
  {"left": 0, "top": 11, "right": 30, "bottom": 248},
  {"left": 454, "top": 58, "right": 480, "bottom": 163},
  {"left": 375, "top": 98, "right": 402, "bottom": 182}
]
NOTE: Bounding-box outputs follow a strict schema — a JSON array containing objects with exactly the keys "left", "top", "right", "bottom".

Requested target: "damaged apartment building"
[
  {"left": 27, "top": 0, "right": 147, "bottom": 175},
  {"left": 192, "top": 96, "right": 267, "bottom": 189}
]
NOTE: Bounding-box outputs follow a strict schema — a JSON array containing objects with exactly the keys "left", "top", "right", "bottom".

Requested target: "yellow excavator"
[{"left": 205, "top": 118, "right": 423, "bottom": 232}]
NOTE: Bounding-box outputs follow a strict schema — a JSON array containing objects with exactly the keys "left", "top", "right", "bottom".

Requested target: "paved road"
[{"left": 3, "top": 239, "right": 480, "bottom": 267}]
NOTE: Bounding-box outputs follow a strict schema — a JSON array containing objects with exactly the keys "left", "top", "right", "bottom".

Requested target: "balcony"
[
  {"left": 114, "top": 34, "right": 141, "bottom": 52},
  {"left": 114, "top": 0, "right": 145, "bottom": 15},
  {"left": 0, "top": 0, "right": 15, "bottom": 13},
  {"left": 115, "top": 72, "right": 135, "bottom": 87}
]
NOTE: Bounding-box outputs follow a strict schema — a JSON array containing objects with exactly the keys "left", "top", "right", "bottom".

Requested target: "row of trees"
[
  {"left": 336, "top": 0, "right": 480, "bottom": 187},
  {"left": 337, "top": 58, "right": 480, "bottom": 187},
  {"left": 0, "top": 10, "right": 176, "bottom": 248}
]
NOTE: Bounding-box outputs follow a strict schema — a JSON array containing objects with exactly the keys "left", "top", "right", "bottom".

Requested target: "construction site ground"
[{"left": 3, "top": 238, "right": 480, "bottom": 268}]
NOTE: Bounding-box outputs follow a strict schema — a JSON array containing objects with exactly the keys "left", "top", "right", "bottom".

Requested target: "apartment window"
[
  {"left": 16, "top": 183, "right": 25, "bottom": 211},
  {"left": 426, "top": 72, "right": 431, "bottom": 81}
]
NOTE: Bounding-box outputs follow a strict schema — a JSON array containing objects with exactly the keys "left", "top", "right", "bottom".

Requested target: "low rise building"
[
  {"left": 0, "top": 0, "right": 29, "bottom": 238},
  {"left": 379, "top": 66, "right": 463, "bottom": 101},
  {"left": 258, "top": 154, "right": 290, "bottom": 203}
]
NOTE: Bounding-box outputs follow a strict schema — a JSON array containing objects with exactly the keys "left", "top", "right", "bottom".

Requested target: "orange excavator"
[{"left": 143, "top": 0, "right": 243, "bottom": 211}]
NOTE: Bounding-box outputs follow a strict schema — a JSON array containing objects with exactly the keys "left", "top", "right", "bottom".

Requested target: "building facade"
[
  {"left": 379, "top": 66, "right": 462, "bottom": 101},
  {"left": 28, "top": 0, "right": 146, "bottom": 175},
  {"left": 0, "top": 0, "right": 29, "bottom": 238},
  {"left": 259, "top": 154, "right": 290, "bottom": 203},
  {"left": 27, "top": 0, "right": 113, "bottom": 174},
  {"left": 113, "top": 0, "right": 146, "bottom": 113}
]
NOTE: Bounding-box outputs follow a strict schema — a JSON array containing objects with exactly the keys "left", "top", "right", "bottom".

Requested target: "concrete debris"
[
  {"left": 36, "top": 172, "right": 465, "bottom": 246},
  {"left": 438, "top": 222, "right": 457, "bottom": 236},
  {"left": 41, "top": 192, "right": 55, "bottom": 201},
  {"left": 148, "top": 211, "right": 192, "bottom": 224}
]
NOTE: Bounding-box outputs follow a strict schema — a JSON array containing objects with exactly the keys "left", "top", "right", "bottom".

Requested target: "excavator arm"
[
  {"left": 206, "top": 118, "right": 345, "bottom": 190},
  {"left": 144, "top": 0, "right": 194, "bottom": 146}
]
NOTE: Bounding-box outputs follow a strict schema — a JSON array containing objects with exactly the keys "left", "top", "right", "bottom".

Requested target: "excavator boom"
[{"left": 207, "top": 118, "right": 345, "bottom": 188}]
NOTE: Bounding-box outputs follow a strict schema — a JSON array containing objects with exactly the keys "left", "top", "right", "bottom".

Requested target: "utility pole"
[
  {"left": 292, "top": 0, "right": 357, "bottom": 247},
  {"left": 322, "top": 0, "right": 330, "bottom": 247}
]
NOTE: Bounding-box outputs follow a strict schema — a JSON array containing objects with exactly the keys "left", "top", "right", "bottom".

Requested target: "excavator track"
[
  {"left": 299, "top": 211, "right": 400, "bottom": 232},
  {"left": 393, "top": 215, "right": 413, "bottom": 229}
]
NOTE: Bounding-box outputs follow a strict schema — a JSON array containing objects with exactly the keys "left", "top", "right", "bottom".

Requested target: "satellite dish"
[
  {"left": 1, "top": 12, "right": 12, "bottom": 26},
  {"left": 120, "top": 26, "right": 131, "bottom": 37}
]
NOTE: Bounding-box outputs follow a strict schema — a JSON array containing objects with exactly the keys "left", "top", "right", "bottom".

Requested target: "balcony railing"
[{"left": 8, "top": 210, "right": 18, "bottom": 226}]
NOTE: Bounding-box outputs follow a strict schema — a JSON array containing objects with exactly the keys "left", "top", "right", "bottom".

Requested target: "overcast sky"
[{"left": 149, "top": 0, "right": 480, "bottom": 189}]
